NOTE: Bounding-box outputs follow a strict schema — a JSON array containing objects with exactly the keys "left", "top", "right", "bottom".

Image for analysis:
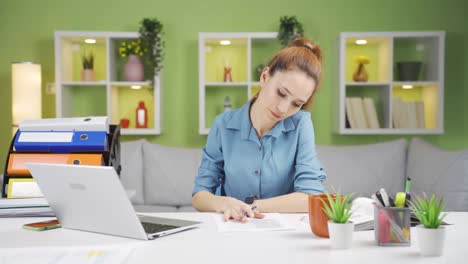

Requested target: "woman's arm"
[
  {"left": 193, "top": 191, "right": 265, "bottom": 221},
  {"left": 255, "top": 192, "right": 309, "bottom": 213}
]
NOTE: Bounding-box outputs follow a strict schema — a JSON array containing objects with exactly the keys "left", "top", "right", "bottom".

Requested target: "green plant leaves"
[
  {"left": 277, "top": 15, "right": 304, "bottom": 47},
  {"left": 409, "top": 193, "right": 447, "bottom": 229},
  {"left": 320, "top": 192, "right": 354, "bottom": 224},
  {"left": 139, "top": 18, "right": 164, "bottom": 79}
]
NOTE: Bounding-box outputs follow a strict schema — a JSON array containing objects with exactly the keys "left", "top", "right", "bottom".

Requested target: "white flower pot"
[
  {"left": 327, "top": 220, "right": 354, "bottom": 249},
  {"left": 416, "top": 225, "right": 446, "bottom": 256}
]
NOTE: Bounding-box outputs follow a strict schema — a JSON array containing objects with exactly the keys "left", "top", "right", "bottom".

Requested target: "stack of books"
[{"left": 345, "top": 97, "right": 380, "bottom": 129}]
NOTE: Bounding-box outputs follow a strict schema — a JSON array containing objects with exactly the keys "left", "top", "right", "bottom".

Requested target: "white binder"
[{"left": 19, "top": 116, "right": 109, "bottom": 133}]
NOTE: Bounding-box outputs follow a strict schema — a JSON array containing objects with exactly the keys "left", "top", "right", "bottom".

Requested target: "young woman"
[{"left": 192, "top": 38, "right": 326, "bottom": 222}]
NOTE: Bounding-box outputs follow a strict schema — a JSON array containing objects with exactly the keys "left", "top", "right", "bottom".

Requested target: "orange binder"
[{"left": 7, "top": 153, "right": 103, "bottom": 175}]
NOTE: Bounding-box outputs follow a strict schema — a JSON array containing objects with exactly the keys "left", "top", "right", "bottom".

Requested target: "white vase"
[
  {"left": 416, "top": 225, "right": 446, "bottom": 256},
  {"left": 328, "top": 220, "right": 354, "bottom": 249}
]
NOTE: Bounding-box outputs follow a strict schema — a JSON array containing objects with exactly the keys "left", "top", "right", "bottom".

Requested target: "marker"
[{"left": 405, "top": 178, "right": 412, "bottom": 193}]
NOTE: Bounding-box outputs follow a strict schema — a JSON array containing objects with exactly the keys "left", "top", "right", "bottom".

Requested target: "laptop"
[{"left": 26, "top": 163, "right": 201, "bottom": 240}]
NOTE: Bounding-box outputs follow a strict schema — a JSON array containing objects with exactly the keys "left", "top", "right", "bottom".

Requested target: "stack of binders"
[{"left": 2, "top": 117, "right": 121, "bottom": 198}]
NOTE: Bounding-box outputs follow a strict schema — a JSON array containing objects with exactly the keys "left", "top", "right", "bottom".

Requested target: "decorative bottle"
[
  {"left": 224, "top": 96, "right": 232, "bottom": 112},
  {"left": 136, "top": 101, "right": 148, "bottom": 128}
]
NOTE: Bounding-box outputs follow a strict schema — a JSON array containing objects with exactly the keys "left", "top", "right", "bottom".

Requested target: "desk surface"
[{"left": 1, "top": 212, "right": 466, "bottom": 263}]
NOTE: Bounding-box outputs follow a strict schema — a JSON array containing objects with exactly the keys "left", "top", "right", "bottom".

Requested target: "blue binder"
[{"left": 13, "top": 131, "right": 108, "bottom": 153}]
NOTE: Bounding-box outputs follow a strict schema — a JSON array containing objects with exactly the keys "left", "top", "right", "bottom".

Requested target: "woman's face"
[{"left": 257, "top": 68, "right": 316, "bottom": 122}]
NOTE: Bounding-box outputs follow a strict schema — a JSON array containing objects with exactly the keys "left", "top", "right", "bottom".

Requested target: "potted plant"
[
  {"left": 81, "top": 50, "right": 95, "bottom": 81},
  {"left": 321, "top": 192, "right": 354, "bottom": 249},
  {"left": 277, "top": 15, "right": 304, "bottom": 47},
  {"left": 409, "top": 193, "right": 447, "bottom": 256},
  {"left": 119, "top": 39, "right": 145, "bottom": 82},
  {"left": 139, "top": 17, "right": 164, "bottom": 80}
]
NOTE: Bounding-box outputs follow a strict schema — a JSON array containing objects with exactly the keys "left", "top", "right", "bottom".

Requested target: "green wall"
[{"left": 1, "top": 0, "right": 467, "bottom": 168}]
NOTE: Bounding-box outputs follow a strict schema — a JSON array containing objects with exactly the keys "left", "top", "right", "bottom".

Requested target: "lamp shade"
[{"left": 11, "top": 62, "right": 42, "bottom": 131}]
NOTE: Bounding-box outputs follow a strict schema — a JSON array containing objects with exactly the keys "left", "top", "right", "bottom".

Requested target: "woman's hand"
[{"left": 218, "top": 197, "right": 265, "bottom": 222}]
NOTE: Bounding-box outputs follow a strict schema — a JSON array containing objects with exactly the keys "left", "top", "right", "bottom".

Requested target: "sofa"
[{"left": 120, "top": 138, "right": 468, "bottom": 212}]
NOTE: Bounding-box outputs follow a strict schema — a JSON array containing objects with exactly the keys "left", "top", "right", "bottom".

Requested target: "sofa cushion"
[
  {"left": 120, "top": 139, "right": 146, "bottom": 205},
  {"left": 143, "top": 142, "right": 202, "bottom": 206},
  {"left": 317, "top": 139, "right": 407, "bottom": 198},
  {"left": 407, "top": 138, "right": 468, "bottom": 211}
]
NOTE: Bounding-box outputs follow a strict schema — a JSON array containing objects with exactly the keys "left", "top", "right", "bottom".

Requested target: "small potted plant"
[
  {"left": 409, "top": 193, "right": 447, "bottom": 256},
  {"left": 81, "top": 50, "right": 95, "bottom": 81},
  {"left": 277, "top": 15, "right": 304, "bottom": 48},
  {"left": 119, "top": 39, "right": 145, "bottom": 82},
  {"left": 321, "top": 192, "right": 354, "bottom": 249}
]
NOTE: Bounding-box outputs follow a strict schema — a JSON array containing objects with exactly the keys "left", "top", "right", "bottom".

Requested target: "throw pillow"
[
  {"left": 407, "top": 138, "right": 468, "bottom": 211},
  {"left": 317, "top": 139, "right": 407, "bottom": 198},
  {"left": 143, "top": 142, "right": 202, "bottom": 206}
]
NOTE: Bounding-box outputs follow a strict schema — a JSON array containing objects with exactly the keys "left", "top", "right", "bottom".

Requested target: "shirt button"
[
  {"left": 258, "top": 146, "right": 262, "bottom": 151},
  {"left": 255, "top": 170, "right": 259, "bottom": 175}
]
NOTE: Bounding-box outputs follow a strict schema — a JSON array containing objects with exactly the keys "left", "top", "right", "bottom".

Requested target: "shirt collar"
[{"left": 226, "top": 100, "right": 296, "bottom": 140}]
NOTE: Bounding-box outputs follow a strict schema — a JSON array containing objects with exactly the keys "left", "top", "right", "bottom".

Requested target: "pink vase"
[{"left": 124, "top": 54, "right": 144, "bottom": 82}]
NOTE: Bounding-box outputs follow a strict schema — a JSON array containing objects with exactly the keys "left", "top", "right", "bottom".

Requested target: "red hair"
[{"left": 266, "top": 38, "right": 323, "bottom": 110}]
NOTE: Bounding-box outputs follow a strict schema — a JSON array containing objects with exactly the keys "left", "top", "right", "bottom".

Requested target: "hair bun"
[{"left": 290, "top": 37, "right": 322, "bottom": 62}]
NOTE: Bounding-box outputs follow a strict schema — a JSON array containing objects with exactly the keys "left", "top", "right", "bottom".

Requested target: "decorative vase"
[
  {"left": 328, "top": 221, "right": 354, "bottom": 249},
  {"left": 135, "top": 101, "right": 148, "bottom": 128},
  {"left": 223, "top": 66, "right": 232, "bottom": 82},
  {"left": 416, "top": 225, "right": 446, "bottom": 256},
  {"left": 396, "top": 61, "right": 422, "bottom": 81},
  {"left": 124, "top": 54, "right": 144, "bottom": 82},
  {"left": 353, "top": 63, "right": 368, "bottom": 82},
  {"left": 308, "top": 194, "right": 336, "bottom": 238},
  {"left": 81, "top": 69, "right": 95, "bottom": 81}
]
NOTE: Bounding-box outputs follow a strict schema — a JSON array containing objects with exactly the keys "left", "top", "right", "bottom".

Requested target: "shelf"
[
  {"left": 206, "top": 82, "right": 248, "bottom": 87},
  {"left": 199, "top": 32, "right": 278, "bottom": 134},
  {"left": 62, "top": 81, "right": 107, "bottom": 86},
  {"left": 121, "top": 128, "right": 161, "bottom": 135},
  {"left": 345, "top": 82, "right": 391, "bottom": 86},
  {"left": 56, "top": 31, "right": 162, "bottom": 135},
  {"left": 110, "top": 81, "right": 152, "bottom": 86},
  {"left": 338, "top": 31, "right": 444, "bottom": 135}
]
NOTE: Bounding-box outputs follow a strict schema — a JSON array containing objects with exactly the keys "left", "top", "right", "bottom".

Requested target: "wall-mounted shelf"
[
  {"left": 337, "top": 31, "right": 445, "bottom": 135},
  {"left": 55, "top": 31, "right": 162, "bottom": 135},
  {"left": 198, "top": 32, "right": 280, "bottom": 135}
]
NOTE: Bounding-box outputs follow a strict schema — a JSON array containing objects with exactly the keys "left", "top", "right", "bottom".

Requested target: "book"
[
  {"left": 0, "top": 198, "right": 54, "bottom": 217},
  {"left": 362, "top": 97, "right": 380, "bottom": 129},
  {"left": 350, "top": 197, "right": 375, "bottom": 231},
  {"left": 345, "top": 98, "right": 357, "bottom": 128},
  {"left": 350, "top": 97, "right": 368, "bottom": 129}
]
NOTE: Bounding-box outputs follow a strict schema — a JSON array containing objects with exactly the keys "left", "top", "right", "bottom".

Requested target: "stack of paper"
[{"left": 0, "top": 197, "right": 54, "bottom": 217}]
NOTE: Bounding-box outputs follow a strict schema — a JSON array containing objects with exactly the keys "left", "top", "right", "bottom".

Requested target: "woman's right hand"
[{"left": 218, "top": 197, "right": 265, "bottom": 222}]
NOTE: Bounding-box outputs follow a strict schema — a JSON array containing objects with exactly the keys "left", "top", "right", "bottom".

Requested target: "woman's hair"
[{"left": 266, "top": 37, "right": 323, "bottom": 111}]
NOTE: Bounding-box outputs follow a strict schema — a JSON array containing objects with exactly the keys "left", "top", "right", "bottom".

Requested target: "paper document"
[
  {"left": 0, "top": 197, "right": 54, "bottom": 217},
  {"left": 213, "top": 213, "right": 294, "bottom": 232},
  {"left": 0, "top": 245, "right": 135, "bottom": 264}
]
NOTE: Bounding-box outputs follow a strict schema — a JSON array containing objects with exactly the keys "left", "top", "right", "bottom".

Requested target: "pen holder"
[{"left": 374, "top": 205, "right": 411, "bottom": 246}]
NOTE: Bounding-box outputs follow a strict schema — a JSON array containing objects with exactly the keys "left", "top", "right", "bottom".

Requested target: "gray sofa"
[{"left": 119, "top": 138, "right": 468, "bottom": 212}]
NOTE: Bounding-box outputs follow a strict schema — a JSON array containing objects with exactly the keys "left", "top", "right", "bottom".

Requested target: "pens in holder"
[{"left": 405, "top": 178, "right": 412, "bottom": 204}]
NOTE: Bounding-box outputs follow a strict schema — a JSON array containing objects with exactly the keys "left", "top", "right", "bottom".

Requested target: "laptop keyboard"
[{"left": 141, "top": 222, "right": 179, "bottom": 234}]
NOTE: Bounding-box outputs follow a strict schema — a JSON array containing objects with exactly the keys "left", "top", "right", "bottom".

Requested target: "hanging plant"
[
  {"left": 138, "top": 18, "right": 164, "bottom": 79},
  {"left": 277, "top": 15, "right": 304, "bottom": 47}
]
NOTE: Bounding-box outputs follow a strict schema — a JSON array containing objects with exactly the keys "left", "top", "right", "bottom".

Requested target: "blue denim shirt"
[{"left": 192, "top": 100, "right": 326, "bottom": 201}]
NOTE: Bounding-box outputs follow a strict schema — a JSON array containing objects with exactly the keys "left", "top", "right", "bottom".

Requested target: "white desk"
[{"left": 0, "top": 212, "right": 466, "bottom": 263}]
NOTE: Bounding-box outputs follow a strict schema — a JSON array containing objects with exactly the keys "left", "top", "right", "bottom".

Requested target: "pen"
[
  {"left": 244, "top": 206, "right": 257, "bottom": 217},
  {"left": 405, "top": 178, "right": 412, "bottom": 205}
]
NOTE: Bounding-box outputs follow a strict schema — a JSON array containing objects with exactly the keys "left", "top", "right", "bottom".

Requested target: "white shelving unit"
[
  {"left": 55, "top": 31, "right": 162, "bottom": 135},
  {"left": 198, "top": 32, "right": 279, "bottom": 135},
  {"left": 337, "top": 31, "right": 445, "bottom": 135}
]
